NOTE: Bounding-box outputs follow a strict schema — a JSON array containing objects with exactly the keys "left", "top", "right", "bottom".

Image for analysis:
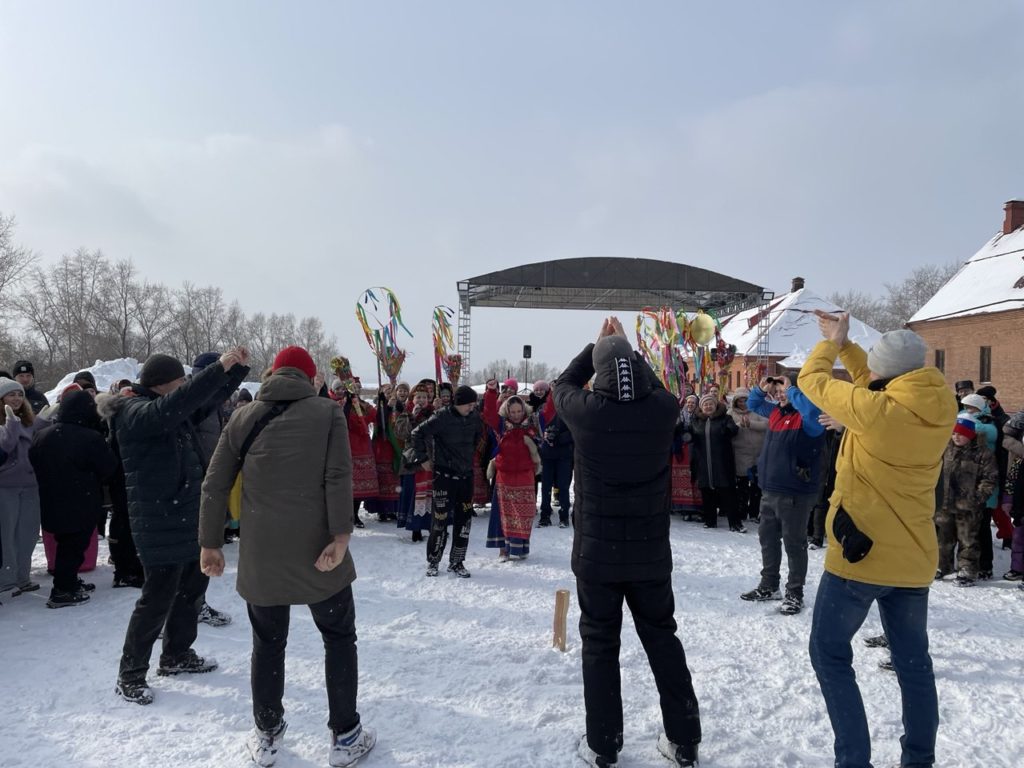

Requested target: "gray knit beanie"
[
  {"left": 0, "top": 377, "right": 25, "bottom": 400},
  {"left": 867, "top": 330, "right": 927, "bottom": 379}
]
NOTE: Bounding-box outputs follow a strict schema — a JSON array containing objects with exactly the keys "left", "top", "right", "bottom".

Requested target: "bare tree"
[
  {"left": 880, "top": 262, "right": 962, "bottom": 330},
  {"left": 98, "top": 257, "right": 139, "bottom": 358},
  {"left": 11, "top": 283, "right": 61, "bottom": 369},
  {"left": 467, "top": 358, "right": 560, "bottom": 386},
  {"left": 826, "top": 289, "right": 888, "bottom": 332},
  {"left": 25, "top": 249, "right": 108, "bottom": 370},
  {"left": 192, "top": 286, "right": 225, "bottom": 354},
  {"left": 217, "top": 300, "right": 248, "bottom": 350},
  {"left": 169, "top": 282, "right": 203, "bottom": 363},
  {"left": 0, "top": 212, "right": 37, "bottom": 306},
  {"left": 296, "top": 315, "right": 339, "bottom": 372},
  {"left": 246, "top": 312, "right": 275, "bottom": 374},
  {"left": 132, "top": 281, "right": 174, "bottom": 360}
]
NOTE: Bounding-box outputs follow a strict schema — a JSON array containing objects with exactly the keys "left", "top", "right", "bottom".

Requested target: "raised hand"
[
  {"left": 814, "top": 309, "right": 850, "bottom": 346},
  {"left": 219, "top": 349, "right": 241, "bottom": 371}
]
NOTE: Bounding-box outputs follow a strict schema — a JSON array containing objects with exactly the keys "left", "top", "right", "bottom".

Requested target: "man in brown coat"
[{"left": 198, "top": 346, "right": 376, "bottom": 768}]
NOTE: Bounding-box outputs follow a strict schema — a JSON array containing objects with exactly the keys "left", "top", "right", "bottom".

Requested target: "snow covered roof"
[
  {"left": 909, "top": 227, "right": 1024, "bottom": 323},
  {"left": 717, "top": 287, "right": 883, "bottom": 368}
]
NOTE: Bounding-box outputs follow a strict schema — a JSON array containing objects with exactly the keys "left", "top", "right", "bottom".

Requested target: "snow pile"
[
  {"left": 0, "top": 513, "right": 1018, "bottom": 767},
  {"left": 44, "top": 358, "right": 260, "bottom": 402},
  {"left": 44, "top": 358, "right": 144, "bottom": 401},
  {"left": 909, "top": 227, "right": 1024, "bottom": 323}
]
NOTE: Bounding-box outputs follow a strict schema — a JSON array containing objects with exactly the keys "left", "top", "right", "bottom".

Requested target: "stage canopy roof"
[{"left": 458, "top": 257, "right": 769, "bottom": 316}]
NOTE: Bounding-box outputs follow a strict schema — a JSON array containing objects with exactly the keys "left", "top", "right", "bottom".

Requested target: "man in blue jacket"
[{"left": 742, "top": 375, "right": 826, "bottom": 615}]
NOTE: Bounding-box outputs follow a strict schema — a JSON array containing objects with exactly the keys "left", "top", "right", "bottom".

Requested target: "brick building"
[{"left": 908, "top": 200, "right": 1024, "bottom": 411}]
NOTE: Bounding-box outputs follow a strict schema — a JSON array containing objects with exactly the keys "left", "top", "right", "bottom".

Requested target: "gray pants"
[
  {"left": 0, "top": 486, "right": 41, "bottom": 590},
  {"left": 757, "top": 491, "right": 815, "bottom": 595}
]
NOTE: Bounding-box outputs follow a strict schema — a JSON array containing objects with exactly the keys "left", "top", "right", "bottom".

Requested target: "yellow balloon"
[{"left": 690, "top": 313, "right": 717, "bottom": 346}]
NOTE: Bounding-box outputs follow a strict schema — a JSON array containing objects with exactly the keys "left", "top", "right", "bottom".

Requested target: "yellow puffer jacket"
[{"left": 799, "top": 340, "right": 957, "bottom": 587}]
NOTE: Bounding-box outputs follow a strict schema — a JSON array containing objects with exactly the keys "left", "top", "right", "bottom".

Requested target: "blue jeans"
[{"left": 809, "top": 572, "right": 937, "bottom": 768}]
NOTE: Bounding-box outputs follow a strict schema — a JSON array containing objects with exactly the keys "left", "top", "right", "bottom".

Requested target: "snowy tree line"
[
  {"left": 0, "top": 212, "right": 339, "bottom": 384},
  {"left": 466, "top": 358, "right": 560, "bottom": 388}
]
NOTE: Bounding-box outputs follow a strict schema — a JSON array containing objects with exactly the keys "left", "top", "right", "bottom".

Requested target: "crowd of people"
[{"left": 1, "top": 307, "right": 1020, "bottom": 768}]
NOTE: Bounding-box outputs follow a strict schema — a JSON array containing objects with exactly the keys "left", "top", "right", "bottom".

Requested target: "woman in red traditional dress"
[
  {"left": 330, "top": 375, "right": 378, "bottom": 528},
  {"left": 484, "top": 393, "right": 542, "bottom": 561},
  {"left": 370, "top": 382, "right": 406, "bottom": 522},
  {"left": 671, "top": 394, "right": 703, "bottom": 518}
]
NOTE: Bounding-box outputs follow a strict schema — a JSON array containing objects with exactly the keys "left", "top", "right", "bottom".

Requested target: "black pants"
[
  {"left": 540, "top": 455, "right": 573, "bottom": 523},
  {"left": 248, "top": 586, "right": 360, "bottom": 734},
  {"left": 118, "top": 560, "right": 208, "bottom": 684},
  {"left": 426, "top": 472, "right": 473, "bottom": 567},
  {"left": 52, "top": 529, "right": 93, "bottom": 593},
  {"left": 701, "top": 486, "right": 741, "bottom": 529},
  {"left": 108, "top": 485, "right": 143, "bottom": 581},
  {"left": 735, "top": 472, "right": 762, "bottom": 520},
  {"left": 577, "top": 577, "right": 701, "bottom": 758},
  {"left": 978, "top": 507, "right": 994, "bottom": 574},
  {"left": 809, "top": 502, "right": 828, "bottom": 541}
]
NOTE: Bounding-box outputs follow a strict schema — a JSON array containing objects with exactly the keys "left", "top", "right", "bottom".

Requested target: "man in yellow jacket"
[{"left": 798, "top": 310, "right": 956, "bottom": 768}]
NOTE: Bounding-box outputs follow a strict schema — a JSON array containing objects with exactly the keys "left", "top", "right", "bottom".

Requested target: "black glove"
[{"left": 832, "top": 506, "right": 873, "bottom": 563}]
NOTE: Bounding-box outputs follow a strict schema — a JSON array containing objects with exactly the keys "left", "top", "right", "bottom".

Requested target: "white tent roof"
[
  {"left": 717, "top": 287, "right": 883, "bottom": 369},
  {"left": 909, "top": 227, "right": 1024, "bottom": 323}
]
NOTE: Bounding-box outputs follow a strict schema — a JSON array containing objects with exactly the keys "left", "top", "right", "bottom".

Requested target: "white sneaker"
[
  {"left": 248, "top": 721, "right": 287, "bottom": 767},
  {"left": 329, "top": 723, "right": 376, "bottom": 767},
  {"left": 657, "top": 733, "right": 699, "bottom": 766}
]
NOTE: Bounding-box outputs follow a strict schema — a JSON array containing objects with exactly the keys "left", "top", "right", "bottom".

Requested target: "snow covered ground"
[{"left": 1, "top": 512, "right": 1020, "bottom": 768}]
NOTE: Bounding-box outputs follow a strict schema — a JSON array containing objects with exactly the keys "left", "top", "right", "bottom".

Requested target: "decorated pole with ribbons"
[
  {"left": 355, "top": 286, "right": 413, "bottom": 387},
  {"left": 432, "top": 305, "right": 463, "bottom": 386},
  {"left": 636, "top": 307, "right": 737, "bottom": 397}
]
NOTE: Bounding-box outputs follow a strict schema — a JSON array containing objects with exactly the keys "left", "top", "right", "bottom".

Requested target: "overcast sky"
[{"left": 1, "top": 1, "right": 1022, "bottom": 381}]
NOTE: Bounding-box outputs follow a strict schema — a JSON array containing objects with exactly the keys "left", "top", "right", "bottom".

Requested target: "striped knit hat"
[
  {"left": 699, "top": 394, "right": 718, "bottom": 409},
  {"left": 953, "top": 414, "right": 976, "bottom": 440}
]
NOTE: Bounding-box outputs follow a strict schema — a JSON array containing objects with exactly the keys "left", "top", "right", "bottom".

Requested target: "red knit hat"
[{"left": 272, "top": 346, "right": 316, "bottom": 379}]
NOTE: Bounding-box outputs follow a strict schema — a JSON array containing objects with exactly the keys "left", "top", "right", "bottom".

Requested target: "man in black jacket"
[
  {"left": 12, "top": 360, "right": 49, "bottom": 414},
  {"left": 407, "top": 385, "right": 482, "bottom": 578},
  {"left": 555, "top": 318, "right": 701, "bottom": 768},
  {"left": 109, "top": 348, "right": 249, "bottom": 705}
]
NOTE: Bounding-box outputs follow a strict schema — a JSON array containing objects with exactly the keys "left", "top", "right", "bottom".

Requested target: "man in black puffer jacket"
[
  {"left": 555, "top": 318, "right": 701, "bottom": 768},
  {"left": 108, "top": 348, "right": 249, "bottom": 705},
  {"left": 407, "top": 385, "right": 483, "bottom": 578}
]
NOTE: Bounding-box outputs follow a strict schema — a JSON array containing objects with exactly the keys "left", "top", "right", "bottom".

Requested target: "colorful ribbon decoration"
[
  {"left": 635, "top": 307, "right": 737, "bottom": 396},
  {"left": 432, "top": 305, "right": 456, "bottom": 384},
  {"left": 356, "top": 287, "right": 413, "bottom": 385}
]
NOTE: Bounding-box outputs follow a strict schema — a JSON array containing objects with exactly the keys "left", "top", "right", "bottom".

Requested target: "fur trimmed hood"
[{"left": 498, "top": 395, "right": 533, "bottom": 422}]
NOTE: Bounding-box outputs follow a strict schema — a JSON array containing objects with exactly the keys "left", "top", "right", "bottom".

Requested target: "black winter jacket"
[
  {"left": 554, "top": 342, "right": 677, "bottom": 583},
  {"left": 99, "top": 362, "right": 236, "bottom": 567},
  {"left": 407, "top": 405, "right": 484, "bottom": 477},
  {"left": 24, "top": 385, "right": 50, "bottom": 415},
  {"left": 687, "top": 403, "right": 738, "bottom": 489},
  {"left": 29, "top": 391, "right": 117, "bottom": 535}
]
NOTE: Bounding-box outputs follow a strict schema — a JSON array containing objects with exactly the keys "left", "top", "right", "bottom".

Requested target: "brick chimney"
[
  {"left": 1004, "top": 200, "right": 1024, "bottom": 235},
  {"left": 791, "top": 276, "right": 805, "bottom": 293}
]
